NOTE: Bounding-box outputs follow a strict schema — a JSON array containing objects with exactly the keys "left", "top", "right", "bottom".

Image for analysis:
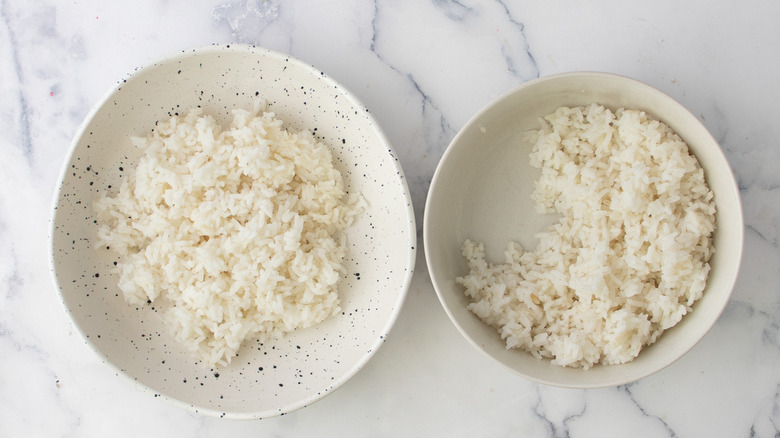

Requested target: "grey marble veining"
[{"left": 2, "top": 0, "right": 780, "bottom": 436}]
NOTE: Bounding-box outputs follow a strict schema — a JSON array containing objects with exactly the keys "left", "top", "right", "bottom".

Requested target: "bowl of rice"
[
  {"left": 424, "top": 72, "right": 743, "bottom": 388},
  {"left": 50, "top": 44, "right": 416, "bottom": 418}
]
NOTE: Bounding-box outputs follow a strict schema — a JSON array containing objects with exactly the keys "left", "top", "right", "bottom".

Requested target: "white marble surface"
[{"left": 2, "top": 0, "right": 779, "bottom": 436}]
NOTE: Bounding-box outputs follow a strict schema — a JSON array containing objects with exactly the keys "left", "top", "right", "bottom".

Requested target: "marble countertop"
[{"left": 2, "top": 0, "right": 779, "bottom": 436}]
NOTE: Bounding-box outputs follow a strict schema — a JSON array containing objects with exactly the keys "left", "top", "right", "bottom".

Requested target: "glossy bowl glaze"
[{"left": 424, "top": 72, "right": 743, "bottom": 388}]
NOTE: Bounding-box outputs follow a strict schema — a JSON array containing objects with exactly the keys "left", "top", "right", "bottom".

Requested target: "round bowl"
[
  {"left": 50, "top": 44, "right": 416, "bottom": 418},
  {"left": 423, "top": 72, "right": 743, "bottom": 388}
]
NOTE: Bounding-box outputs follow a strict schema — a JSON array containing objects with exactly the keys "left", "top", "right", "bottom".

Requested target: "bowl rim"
[
  {"left": 423, "top": 71, "right": 744, "bottom": 388},
  {"left": 49, "top": 43, "right": 417, "bottom": 418}
]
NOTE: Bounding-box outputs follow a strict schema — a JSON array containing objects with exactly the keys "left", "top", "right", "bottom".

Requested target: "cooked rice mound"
[
  {"left": 94, "top": 104, "right": 362, "bottom": 367},
  {"left": 457, "top": 103, "right": 716, "bottom": 368}
]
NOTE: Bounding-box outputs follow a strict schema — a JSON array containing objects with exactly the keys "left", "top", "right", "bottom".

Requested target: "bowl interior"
[
  {"left": 424, "top": 72, "right": 743, "bottom": 388},
  {"left": 51, "top": 45, "right": 415, "bottom": 417}
]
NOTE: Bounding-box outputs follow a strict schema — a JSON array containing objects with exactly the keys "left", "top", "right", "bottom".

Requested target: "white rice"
[
  {"left": 94, "top": 103, "right": 362, "bottom": 367},
  {"left": 457, "top": 103, "right": 716, "bottom": 368}
]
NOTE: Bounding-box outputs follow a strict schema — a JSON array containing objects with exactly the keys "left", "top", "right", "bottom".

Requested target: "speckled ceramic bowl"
[
  {"left": 50, "top": 44, "right": 415, "bottom": 418},
  {"left": 424, "top": 72, "right": 743, "bottom": 388}
]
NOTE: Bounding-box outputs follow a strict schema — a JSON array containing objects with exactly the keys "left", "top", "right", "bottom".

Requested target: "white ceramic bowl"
[
  {"left": 50, "top": 45, "right": 416, "bottom": 418},
  {"left": 424, "top": 72, "right": 743, "bottom": 388}
]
